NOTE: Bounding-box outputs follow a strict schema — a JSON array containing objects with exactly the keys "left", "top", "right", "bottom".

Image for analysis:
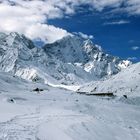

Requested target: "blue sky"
[
  {"left": 48, "top": 7, "right": 140, "bottom": 62},
  {"left": 0, "top": 0, "right": 140, "bottom": 62}
]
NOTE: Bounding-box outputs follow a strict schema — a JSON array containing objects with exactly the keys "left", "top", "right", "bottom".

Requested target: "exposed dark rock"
[{"left": 33, "top": 88, "right": 44, "bottom": 93}]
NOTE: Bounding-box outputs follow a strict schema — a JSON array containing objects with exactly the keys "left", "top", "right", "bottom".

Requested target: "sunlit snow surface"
[{"left": 0, "top": 72, "right": 140, "bottom": 140}]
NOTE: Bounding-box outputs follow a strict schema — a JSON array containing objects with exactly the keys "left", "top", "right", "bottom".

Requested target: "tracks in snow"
[
  {"left": 0, "top": 105, "right": 93, "bottom": 140},
  {"left": 0, "top": 107, "right": 41, "bottom": 140}
]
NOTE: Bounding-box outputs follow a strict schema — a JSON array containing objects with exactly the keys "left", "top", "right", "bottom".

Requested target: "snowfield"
[{"left": 0, "top": 72, "right": 140, "bottom": 140}]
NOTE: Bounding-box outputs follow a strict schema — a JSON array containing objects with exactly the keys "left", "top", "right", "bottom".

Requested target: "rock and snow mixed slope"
[
  {"left": 0, "top": 32, "right": 131, "bottom": 86},
  {"left": 79, "top": 62, "right": 140, "bottom": 96},
  {"left": 44, "top": 35, "right": 131, "bottom": 80}
]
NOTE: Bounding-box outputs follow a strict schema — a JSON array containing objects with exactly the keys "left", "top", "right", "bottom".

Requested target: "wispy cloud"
[
  {"left": 127, "top": 57, "right": 137, "bottom": 61},
  {"left": 74, "top": 32, "right": 94, "bottom": 40},
  {"left": 131, "top": 46, "right": 140, "bottom": 50},
  {"left": 128, "top": 40, "right": 135, "bottom": 43},
  {"left": 103, "top": 20, "right": 130, "bottom": 25}
]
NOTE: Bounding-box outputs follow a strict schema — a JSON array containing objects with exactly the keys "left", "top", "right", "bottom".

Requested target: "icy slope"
[
  {"left": 0, "top": 32, "right": 35, "bottom": 72},
  {"left": 79, "top": 62, "right": 140, "bottom": 96},
  {"left": 0, "top": 32, "right": 131, "bottom": 85}
]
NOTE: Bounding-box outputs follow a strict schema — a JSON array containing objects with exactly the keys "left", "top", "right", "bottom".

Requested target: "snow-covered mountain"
[
  {"left": 0, "top": 32, "right": 131, "bottom": 85},
  {"left": 44, "top": 35, "right": 131, "bottom": 78},
  {"left": 78, "top": 62, "right": 140, "bottom": 96},
  {"left": 0, "top": 32, "right": 140, "bottom": 140}
]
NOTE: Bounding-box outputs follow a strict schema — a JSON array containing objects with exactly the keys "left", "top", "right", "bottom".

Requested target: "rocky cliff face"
[{"left": 44, "top": 35, "right": 131, "bottom": 79}]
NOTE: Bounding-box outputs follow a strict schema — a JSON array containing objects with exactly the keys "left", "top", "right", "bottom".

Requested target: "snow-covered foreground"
[{"left": 0, "top": 73, "right": 140, "bottom": 140}]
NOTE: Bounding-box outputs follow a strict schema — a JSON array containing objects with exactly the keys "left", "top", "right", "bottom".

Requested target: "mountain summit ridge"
[{"left": 0, "top": 32, "right": 131, "bottom": 85}]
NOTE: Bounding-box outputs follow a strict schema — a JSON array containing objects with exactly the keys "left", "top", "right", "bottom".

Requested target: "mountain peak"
[
  {"left": 0, "top": 32, "right": 35, "bottom": 49},
  {"left": 84, "top": 39, "right": 93, "bottom": 46},
  {"left": 0, "top": 32, "right": 131, "bottom": 85}
]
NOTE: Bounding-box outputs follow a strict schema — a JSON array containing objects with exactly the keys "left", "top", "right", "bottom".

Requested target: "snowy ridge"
[
  {"left": 79, "top": 62, "right": 140, "bottom": 96},
  {"left": 0, "top": 32, "right": 131, "bottom": 86},
  {"left": 43, "top": 35, "right": 131, "bottom": 83},
  {"left": 44, "top": 35, "right": 131, "bottom": 77}
]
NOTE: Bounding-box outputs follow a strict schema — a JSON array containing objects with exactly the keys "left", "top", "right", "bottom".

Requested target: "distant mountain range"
[{"left": 0, "top": 32, "right": 131, "bottom": 86}]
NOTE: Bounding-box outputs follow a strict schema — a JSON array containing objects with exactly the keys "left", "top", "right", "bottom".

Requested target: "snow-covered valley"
[{"left": 0, "top": 72, "right": 140, "bottom": 140}]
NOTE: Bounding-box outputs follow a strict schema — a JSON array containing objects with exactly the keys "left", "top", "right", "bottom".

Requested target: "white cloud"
[
  {"left": 0, "top": 0, "right": 70, "bottom": 43},
  {"left": 90, "top": 0, "right": 123, "bottom": 11},
  {"left": 127, "top": 57, "right": 137, "bottom": 60},
  {"left": 126, "top": 0, "right": 140, "bottom": 15},
  {"left": 74, "top": 32, "right": 94, "bottom": 40},
  {"left": 131, "top": 46, "right": 140, "bottom": 50},
  {"left": 0, "top": 0, "right": 140, "bottom": 42},
  {"left": 103, "top": 20, "right": 130, "bottom": 25},
  {"left": 26, "top": 23, "right": 69, "bottom": 43}
]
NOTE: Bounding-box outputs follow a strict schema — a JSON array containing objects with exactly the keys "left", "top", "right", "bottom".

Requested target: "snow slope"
[
  {"left": 0, "top": 32, "right": 131, "bottom": 86},
  {"left": 0, "top": 71, "right": 140, "bottom": 140},
  {"left": 79, "top": 62, "right": 140, "bottom": 96},
  {"left": 44, "top": 35, "right": 131, "bottom": 79}
]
